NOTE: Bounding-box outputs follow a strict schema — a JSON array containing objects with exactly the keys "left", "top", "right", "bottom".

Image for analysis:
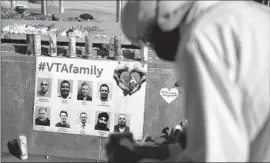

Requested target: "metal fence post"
[
  {"left": 11, "top": 0, "right": 16, "bottom": 9},
  {"left": 59, "top": 0, "right": 64, "bottom": 13},
  {"left": 41, "top": 0, "right": 47, "bottom": 15},
  {"left": 116, "top": 0, "right": 122, "bottom": 23}
]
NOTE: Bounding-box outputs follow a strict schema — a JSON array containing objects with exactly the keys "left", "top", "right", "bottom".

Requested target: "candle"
[
  {"left": 18, "top": 134, "right": 28, "bottom": 160},
  {"left": 141, "top": 45, "right": 148, "bottom": 62},
  {"left": 26, "top": 31, "right": 35, "bottom": 56},
  {"left": 68, "top": 32, "right": 76, "bottom": 58},
  {"left": 34, "top": 34, "right": 41, "bottom": 56},
  {"left": 84, "top": 32, "right": 94, "bottom": 58},
  {"left": 48, "top": 33, "right": 57, "bottom": 57},
  {"left": 114, "top": 36, "right": 123, "bottom": 60}
]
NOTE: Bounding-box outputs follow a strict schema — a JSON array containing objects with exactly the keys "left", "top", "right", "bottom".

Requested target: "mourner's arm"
[{"left": 173, "top": 10, "right": 251, "bottom": 162}]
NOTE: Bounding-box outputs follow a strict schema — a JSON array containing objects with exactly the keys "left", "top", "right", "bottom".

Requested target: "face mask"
[{"left": 148, "top": 23, "right": 180, "bottom": 61}]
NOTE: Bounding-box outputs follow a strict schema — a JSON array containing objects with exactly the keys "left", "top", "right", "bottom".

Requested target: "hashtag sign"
[{"left": 38, "top": 62, "right": 46, "bottom": 71}]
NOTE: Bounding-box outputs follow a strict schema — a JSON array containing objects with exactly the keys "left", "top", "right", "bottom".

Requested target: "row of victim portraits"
[{"left": 33, "top": 57, "right": 147, "bottom": 139}]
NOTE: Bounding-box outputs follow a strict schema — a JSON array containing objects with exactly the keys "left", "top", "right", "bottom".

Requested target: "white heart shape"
[{"left": 160, "top": 88, "right": 179, "bottom": 104}]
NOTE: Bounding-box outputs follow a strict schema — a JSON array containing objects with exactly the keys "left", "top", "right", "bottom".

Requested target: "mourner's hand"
[
  {"left": 106, "top": 133, "right": 160, "bottom": 163},
  {"left": 106, "top": 133, "right": 139, "bottom": 163}
]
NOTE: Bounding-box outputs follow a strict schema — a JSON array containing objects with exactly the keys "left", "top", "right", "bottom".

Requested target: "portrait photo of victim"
[
  {"left": 114, "top": 113, "right": 130, "bottom": 133},
  {"left": 76, "top": 111, "right": 90, "bottom": 130},
  {"left": 37, "top": 78, "right": 52, "bottom": 98},
  {"left": 35, "top": 106, "right": 51, "bottom": 126},
  {"left": 77, "top": 81, "right": 93, "bottom": 101},
  {"left": 55, "top": 110, "right": 70, "bottom": 128},
  {"left": 57, "top": 79, "right": 73, "bottom": 99},
  {"left": 95, "top": 111, "right": 111, "bottom": 131},
  {"left": 97, "top": 83, "right": 112, "bottom": 102}
]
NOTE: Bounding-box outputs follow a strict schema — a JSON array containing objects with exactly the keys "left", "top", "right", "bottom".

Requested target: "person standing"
[{"left": 107, "top": 1, "right": 270, "bottom": 162}]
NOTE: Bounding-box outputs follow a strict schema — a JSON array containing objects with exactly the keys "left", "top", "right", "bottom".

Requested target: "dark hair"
[
  {"left": 59, "top": 110, "right": 68, "bottom": 117},
  {"left": 61, "top": 80, "right": 70, "bottom": 87},
  {"left": 98, "top": 112, "right": 109, "bottom": 121},
  {"left": 99, "top": 84, "right": 109, "bottom": 92}
]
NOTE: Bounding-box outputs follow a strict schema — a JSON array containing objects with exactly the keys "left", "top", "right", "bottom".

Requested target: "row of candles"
[{"left": 25, "top": 31, "right": 148, "bottom": 61}]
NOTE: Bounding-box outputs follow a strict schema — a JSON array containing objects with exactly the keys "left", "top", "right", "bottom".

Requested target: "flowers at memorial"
[
  {"left": 2, "top": 24, "right": 28, "bottom": 34},
  {"left": 2, "top": 23, "right": 103, "bottom": 38},
  {"left": 2, "top": 24, "right": 50, "bottom": 35}
]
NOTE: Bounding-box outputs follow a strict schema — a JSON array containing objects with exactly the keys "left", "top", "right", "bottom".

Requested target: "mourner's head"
[{"left": 121, "top": 1, "right": 194, "bottom": 61}]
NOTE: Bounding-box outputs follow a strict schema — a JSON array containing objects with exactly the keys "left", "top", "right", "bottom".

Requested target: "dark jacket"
[
  {"left": 77, "top": 94, "right": 92, "bottom": 101},
  {"left": 55, "top": 122, "right": 70, "bottom": 128},
  {"left": 114, "top": 125, "right": 130, "bottom": 133},
  {"left": 35, "top": 118, "right": 50, "bottom": 126},
  {"left": 95, "top": 125, "right": 109, "bottom": 131}
]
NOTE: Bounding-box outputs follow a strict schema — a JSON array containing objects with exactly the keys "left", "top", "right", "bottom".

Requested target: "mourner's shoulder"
[{"left": 191, "top": 2, "right": 255, "bottom": 37}]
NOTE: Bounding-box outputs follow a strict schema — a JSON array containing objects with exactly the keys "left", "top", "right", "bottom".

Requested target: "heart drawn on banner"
[
  {"left": 160, "top": 88, "right": 179, "bottom": 104},
  {"left": 120, "top": 71, "right": 141, "bottom": 90}
]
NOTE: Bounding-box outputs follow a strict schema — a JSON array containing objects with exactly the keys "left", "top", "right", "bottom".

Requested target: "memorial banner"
[{"left": 33, "top": 56, "right": 147, "bottom": 140}]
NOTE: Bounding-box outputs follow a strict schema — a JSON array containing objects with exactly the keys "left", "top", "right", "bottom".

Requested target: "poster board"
[{"left": 33, "top": 56, "right": 147, "bottom": 140}]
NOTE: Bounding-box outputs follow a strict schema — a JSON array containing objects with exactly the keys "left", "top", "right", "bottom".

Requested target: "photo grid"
[
  {"left": 33, "top": 59, "right": 146, "bottom": 139},
  {"left": 34, "top": 77, "right": 130, "bottom": 136}
]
